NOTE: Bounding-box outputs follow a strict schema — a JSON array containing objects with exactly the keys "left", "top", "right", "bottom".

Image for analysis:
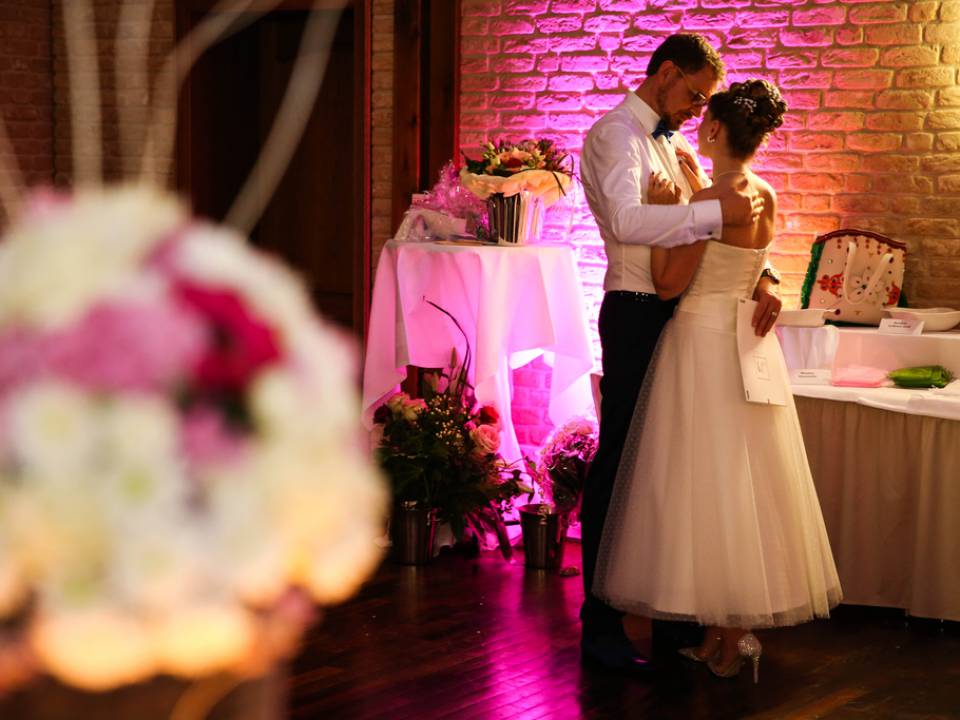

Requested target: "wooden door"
[{"left": 176, "top": 0, "right": 370, "bottom": 336}]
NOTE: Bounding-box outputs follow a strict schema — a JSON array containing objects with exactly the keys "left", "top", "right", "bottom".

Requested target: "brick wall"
[
  {"left": 51, "top": 0, "right": 176, "bottom": 188},
  {"left": 372, "top": 0, "right": 394, "bottom": 268},
  {"left": 460, "top": 0, "right": 960, "bottom": 451},
  {"left": 0, "top": 0, "right": 54, "bottom": 226}
]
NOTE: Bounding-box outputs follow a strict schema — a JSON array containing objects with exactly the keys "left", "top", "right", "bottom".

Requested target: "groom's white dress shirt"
[{"left": 580, "top": 91, "right": 721, "bottom": 295}]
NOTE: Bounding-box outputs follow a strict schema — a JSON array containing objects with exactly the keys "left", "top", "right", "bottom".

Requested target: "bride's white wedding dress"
[{"left": 593, "top": 242, "right": 842, "bottom": 628}]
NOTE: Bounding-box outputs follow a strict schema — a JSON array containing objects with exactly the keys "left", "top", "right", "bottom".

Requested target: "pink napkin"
[{"left": 831, "top": 365, "right": 889, "bottom": 388}]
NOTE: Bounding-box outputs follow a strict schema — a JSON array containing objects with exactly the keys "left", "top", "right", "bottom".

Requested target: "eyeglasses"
[{"left": 676, "top": 67, "right": 709, "bottom": 107}]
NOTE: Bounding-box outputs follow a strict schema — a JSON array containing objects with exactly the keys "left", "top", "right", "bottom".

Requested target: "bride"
[{"left": 592, "top": 79, "right": 842, "bottom": 682}]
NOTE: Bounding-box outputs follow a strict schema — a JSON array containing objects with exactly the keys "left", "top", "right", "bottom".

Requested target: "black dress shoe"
[{"left": 581, "top": 633, "right": 654, "bottom": 674}]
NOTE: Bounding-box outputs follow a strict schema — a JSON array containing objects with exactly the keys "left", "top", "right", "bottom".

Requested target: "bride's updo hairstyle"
[{"left": 708, "top": 79, "right": 787, "bottom": 159}]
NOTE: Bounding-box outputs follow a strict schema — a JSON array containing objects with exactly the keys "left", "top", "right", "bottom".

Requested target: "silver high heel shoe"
[
  {"left": 707, "top": 633, "right": 762, "bottom": 683},
  {"left": 678, "top": 634, "right": 722, "bottom": 663},
  {"left": 678, "top": 647, "right": 712, "bottom": 662}
]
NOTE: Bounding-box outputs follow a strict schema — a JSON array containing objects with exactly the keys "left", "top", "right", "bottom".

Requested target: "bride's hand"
[
  {"left": 675, "top": 148, "right": 705, "bottom": 193},
  {"left": 647, "top": 171, "right": 682, "bottom": 204}
]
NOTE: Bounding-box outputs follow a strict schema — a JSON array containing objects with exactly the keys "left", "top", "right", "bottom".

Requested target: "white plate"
[
  {"left": 777, "top": 308, "right": 830, "bottom": 327},
  {"left": 885, "top": 307, "right": 960, "bottom": 332}
]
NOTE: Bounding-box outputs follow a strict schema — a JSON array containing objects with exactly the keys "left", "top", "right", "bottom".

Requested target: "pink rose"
[{"left": 470, "top": 423, "right": 500, "bottom": 456}]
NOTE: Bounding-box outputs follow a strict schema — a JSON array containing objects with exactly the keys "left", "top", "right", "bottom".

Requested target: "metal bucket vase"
[
  {"left": 486, "top": 190, "right": 544, "bottom": 245},
  {"left": 391, "top": 501, "right": 439, "bottom": 565},
  {"left": 519, "top": 503, "right": 567, "bottom": 570}
]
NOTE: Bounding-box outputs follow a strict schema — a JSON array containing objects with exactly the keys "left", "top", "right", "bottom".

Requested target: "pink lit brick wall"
[{"left": 460, "top": 0, "right": 960, "bottom": 454}]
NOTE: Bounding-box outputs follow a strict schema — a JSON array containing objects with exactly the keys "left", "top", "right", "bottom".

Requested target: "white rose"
[{"left": 470, "top": 423, "right": 501, "bottom": 456}]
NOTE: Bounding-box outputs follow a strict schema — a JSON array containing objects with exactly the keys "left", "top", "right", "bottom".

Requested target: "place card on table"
[
  {"left": 790, "top": 368, "right": 832, "bottom": 385},
  {"left": 879, "top": 317, "right": 924, "bottom": 335}
]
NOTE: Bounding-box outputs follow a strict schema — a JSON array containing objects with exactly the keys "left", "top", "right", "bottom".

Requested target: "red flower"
[
  {"left": 478, "top": 405, "right": 499, "bottom": 426},
  {"left": 373, "top": 403, "right": 391, "bottom": 424},
  {"left": 176, "top": 283, "right": 282, "bottom": 391}
]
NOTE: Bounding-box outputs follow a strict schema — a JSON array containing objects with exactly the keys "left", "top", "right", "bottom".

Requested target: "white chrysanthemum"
[
  {"left": 0, "top": 186, "right": 184, "bottom": 328},
  {"left": 254, "top": 439, "right": 387, "bottom": 603},
  {"left": 7, "top": 382, "right": 100, "bottom": 479},
  {"left": 5, "top": 483, "right": 110, "bottom": 605},
  {"left": 300, "top": 462, "right": 388, "bottom": 604},
  {"left": 108, "top": 516, "right": 207, "bottom": 612},
  {"left": 29, "top": 609, "right": 156, "bottom": 691},
  {"left": 152, "top": 603, "right": 256, "bottom": 677},
  {"left": 94, "top": 396, "right": 187, "bottom": 524},
  {"left": 205, "top": 465, "right": 288, "bottom": 607},
  {"left": 100, "top": 395, "right": 180, "bottom": 468},
  {"left": 250, "top": 353, "right": 357, "bottom": 446}
]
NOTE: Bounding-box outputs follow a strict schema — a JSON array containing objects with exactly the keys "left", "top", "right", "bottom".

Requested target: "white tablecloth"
[
  {"left": 362, "top": 241, "right": 595, "bottom": 462},
  {"left": 779, "top": 325, "right": 960, "bottom": 375},
  {"left": 779, "top": 325, "right": 960, "bottom": 421},
  {"left": 795, "top": 396, "right": 960, "bottom": 620}
]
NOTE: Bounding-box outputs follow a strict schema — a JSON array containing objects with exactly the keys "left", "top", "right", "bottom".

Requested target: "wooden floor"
[{"left": 291, "top": 542, "right": 960, "bottom": 719}]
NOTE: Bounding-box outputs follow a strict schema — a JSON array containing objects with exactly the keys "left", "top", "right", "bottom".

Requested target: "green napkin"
[{"left": 888, "top": 365, "right": 954, "bottom": 389}]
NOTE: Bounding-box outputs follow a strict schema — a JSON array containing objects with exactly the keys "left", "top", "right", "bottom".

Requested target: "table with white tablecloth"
[
  {"left": 362, "top": 240, "right": 595, "bottom": 462},
  {"left": 780, "top": 325, "right": 960, "bottom": 620}
]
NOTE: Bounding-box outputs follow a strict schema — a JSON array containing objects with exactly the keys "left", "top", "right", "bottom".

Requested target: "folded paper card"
[{"left": 737, "top": 298, "right": 787, "bottom": 406}]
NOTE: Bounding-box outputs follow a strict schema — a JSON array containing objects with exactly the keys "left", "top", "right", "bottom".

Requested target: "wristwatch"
[{"left": 760, "top": 266, "right": 781, "bottom": 285}]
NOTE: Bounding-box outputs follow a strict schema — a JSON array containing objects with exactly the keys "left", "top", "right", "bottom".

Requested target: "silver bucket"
[
  {"left": 519, "top": 503, "right": 567, "bottom": 570},
  {"left": 486, "top": 190, "right": 544, "bottom": 245},
  {"left": 391, "top": 501, "right": 438, "bottom": 565}
]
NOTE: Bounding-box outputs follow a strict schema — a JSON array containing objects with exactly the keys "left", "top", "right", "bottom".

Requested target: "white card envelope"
[{"left": 737, "top": 298, "right": 787, "bottom": 406}]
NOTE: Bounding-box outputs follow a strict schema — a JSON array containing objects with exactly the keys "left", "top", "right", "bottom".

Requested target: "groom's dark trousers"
[{"left": 580, "top": 290, "right": 678, "bottom": 640}]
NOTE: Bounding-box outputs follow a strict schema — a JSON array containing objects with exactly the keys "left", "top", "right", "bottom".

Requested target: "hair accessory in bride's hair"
[{"left": 733, "top": 96, "right": 757, "bottom": 112}]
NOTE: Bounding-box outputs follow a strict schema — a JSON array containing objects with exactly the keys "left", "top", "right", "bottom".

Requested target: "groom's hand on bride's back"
[{"left": 718, "top": 177, "right": 764, "bottom": 226}]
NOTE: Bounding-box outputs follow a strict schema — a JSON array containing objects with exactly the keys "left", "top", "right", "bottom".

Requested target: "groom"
[{"left": 578, "top": 33, "right": 783, "bottom": 671}]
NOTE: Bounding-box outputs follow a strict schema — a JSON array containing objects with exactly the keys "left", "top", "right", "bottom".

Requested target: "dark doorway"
[{"left": 176, "top": 0, "right": 370, "bottom": 336}]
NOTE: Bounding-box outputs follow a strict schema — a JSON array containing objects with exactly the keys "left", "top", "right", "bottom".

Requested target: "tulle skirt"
[{"left": 593, "top": 296, "right": 842, "bottom": 628}]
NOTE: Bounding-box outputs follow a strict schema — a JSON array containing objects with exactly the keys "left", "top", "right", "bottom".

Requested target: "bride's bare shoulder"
[{"left": 752, "top": 174, "right": 777, "bottom": 213}]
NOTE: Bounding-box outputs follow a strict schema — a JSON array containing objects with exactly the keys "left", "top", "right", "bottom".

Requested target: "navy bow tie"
[{"left": 652, "top": 119, "right": 674, "bottom": 142}]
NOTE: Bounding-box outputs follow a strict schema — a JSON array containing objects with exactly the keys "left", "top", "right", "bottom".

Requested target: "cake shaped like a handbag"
[{"left": 800, "top": 229, "right": 906, "bottom": 325}]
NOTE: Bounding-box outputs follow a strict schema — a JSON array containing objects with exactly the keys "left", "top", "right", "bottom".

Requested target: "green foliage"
[{"left": 373, "top": 366, "right": 529, "bottom": 557}]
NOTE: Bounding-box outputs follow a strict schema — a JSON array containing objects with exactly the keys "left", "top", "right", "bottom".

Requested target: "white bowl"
[
  {"left": 885, "top": 307, "right": 960, "bottom": 332},
  {"left": 777, "top": 308, "right": 831, "bottom": 327}
]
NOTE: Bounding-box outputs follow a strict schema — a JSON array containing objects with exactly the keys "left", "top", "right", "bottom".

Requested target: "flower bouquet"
[
  {"left": 460, "top": 139, "right": 574, "bottom": 245},
  {"left": 0, "top": 187, "right": 387, "bottom": 692},
  {"left": 372, "top": 308, "right": 529, "bottom": 559},
  {"left": 538, "top": 418, "right": 599, "bottom": 523}
]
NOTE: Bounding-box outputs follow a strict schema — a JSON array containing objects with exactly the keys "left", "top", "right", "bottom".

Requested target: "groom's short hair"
[{"left": 647, "top": 34, "right": 725, "bottom": 81}]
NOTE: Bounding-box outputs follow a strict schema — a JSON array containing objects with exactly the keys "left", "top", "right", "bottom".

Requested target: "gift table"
[
  {"left": 362, "top": 240, "right": 595, "bottom": 462},
  {"left": 780, "top": 325, "right": 960, "bottom": 620}
]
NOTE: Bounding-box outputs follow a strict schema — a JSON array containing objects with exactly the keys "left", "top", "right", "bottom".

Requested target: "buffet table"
[
  {"left": 781, "top": 325, "right": 960, "bottom": 620},
  {"left": 362, "top": 240, "right": 595, "bottom": 462}
]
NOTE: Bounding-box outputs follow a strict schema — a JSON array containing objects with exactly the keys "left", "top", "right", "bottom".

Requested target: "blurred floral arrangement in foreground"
[{"left": 0, "top": 187, "right": 387, "bottom": 691}]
